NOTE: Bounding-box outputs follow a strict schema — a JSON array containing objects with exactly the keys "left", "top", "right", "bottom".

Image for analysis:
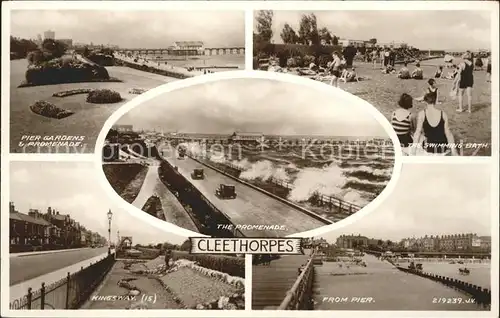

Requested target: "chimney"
[
  {"left": 9, "top": 202, "right": 15, "bottom": 213},
  {"left": 47, "top": 207, "right": 52, "bottom": 215}
]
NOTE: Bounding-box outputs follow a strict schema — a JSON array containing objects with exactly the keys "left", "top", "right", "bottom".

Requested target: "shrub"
[
  {"left": 172, "top": 251, "right": 245, "bottom": 278},
  {"left": 52, "top": 88, "right": 92, "bottom": 98},
  {"left": 30, "top": 100, "right": 74, "bottom": 119},
  {"left": 24, "top": 58, "right": 110, "bottom": 85},
  {"left": 286, "top": 57, "right": 297, "bottom": 68},
  {"left": 318, "top": 54, "right": 331, "bottom": 68},
  {"left": 86, "top": 89, "right": 122, "bottom": 104}
]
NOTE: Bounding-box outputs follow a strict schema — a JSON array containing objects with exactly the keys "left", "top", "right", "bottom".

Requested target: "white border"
[
  {"left": 1, "top": 1, "right": 498, "bottom": 318},
  {"left": 92, "top": 70, "right": 404, "bottom": 240}
]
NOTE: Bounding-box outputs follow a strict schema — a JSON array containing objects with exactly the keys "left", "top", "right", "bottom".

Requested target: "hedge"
[
  {"left": 256, "top": 43, "right": 342, "bottom": 68},
  {"left": 30, "top": 100, "right": 74, "bottom": 119},
  {"left": 86, "top": 89, "right": 122, "bottom": 104},
  {"left": 172, "top": 251, "right": 245, "bottom": 278}
]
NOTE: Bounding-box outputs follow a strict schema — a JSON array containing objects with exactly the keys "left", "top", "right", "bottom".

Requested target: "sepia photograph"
[
  {"left": 252, "top": 163, "right": 491, "bottom": 311},
  {"left": 8, "top": 162, "right": 245, "bottom": 310},
  {"left": 100, "top": 76, "right": 397, "bottom": 237},
  {"left": 9, "top": 9, "right": 245, "bottom": 154},
  {"left": 253, "top": 10, "right": 492, "bottom": 156}
]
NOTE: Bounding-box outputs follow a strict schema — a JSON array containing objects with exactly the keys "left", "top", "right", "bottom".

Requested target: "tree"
[
  {"left": 298, "top": 13, "right": 319, "bottom": 45},
  {"left": 332, "top": 35, "right": 339, "bottom": 46},
  {"left": 318, "top": 27, "right": 333, "bottom": 45},
  {"left": 180, "top": 239, "right": 191, "bottom": 251},
  {"left": 280, "top": 23, "right": 298, "bottom": 44},
  {"left": 369, "top": 38, "right": 377, "bottom": 45},
  {"left": 41, "top": 38, "right": 68, "bottom": 59},
  {"left": 255, "top": 10, "right": 274, "bottom": 43}
]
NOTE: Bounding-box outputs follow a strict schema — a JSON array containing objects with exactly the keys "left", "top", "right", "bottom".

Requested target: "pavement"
[
  {"left": 10, "top": 247, "right": 91, "bottom": 258},
  {"left": 10, "top": 247, "right": 110, "bottom": 302},
  {"left": 131, "top": 160, "right": 198, "bottom": 232},
  {"left": 252, "top": 250, "right": 312, "bottom": 309},
  {"left": 165, "top": 155, "right": 326, "bottom": 237}
]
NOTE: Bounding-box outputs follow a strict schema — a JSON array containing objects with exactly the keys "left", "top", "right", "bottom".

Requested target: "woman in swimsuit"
[
  {"left": 329, "top": 51, "right": 342, "bottom": 88},
  {"left": 412, "top": 92, "right": 458, "bottom": 156},
  {"left": 457, "top": 52, "right": 474, "bottom": 113}
]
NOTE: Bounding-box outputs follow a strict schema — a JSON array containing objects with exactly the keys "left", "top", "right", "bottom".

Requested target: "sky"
[
  {"left": 9, "top": 162, "right": 186, "bottom": 245},
  {"left": 321, "top": 163, "right": 491, "bottom": 243},
  {"left": 11, "top": 10, "right": 244, "bottom": 48},
  {"left": 117, "top": 78, "right": 388, "bottom": 137},
  {"left": 258, "top": 10, "right": 491, "bottom": 51}
]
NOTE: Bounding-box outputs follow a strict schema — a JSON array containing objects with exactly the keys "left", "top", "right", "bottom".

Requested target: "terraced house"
[{"left": 9, "top": 202, "right": 105, "bottom": 253}]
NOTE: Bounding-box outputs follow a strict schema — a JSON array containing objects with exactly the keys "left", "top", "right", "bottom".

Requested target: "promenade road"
[
  {"left": 164, "top": 156, "right": 327, "bottom": 237},
  {"left": 10, "top": 247, "right": 108, "bottom": 286},
  {"left": 10, "top": 248, "right": 110, "bottom": 302},
  {"left": 313, "top": 254, "right": 483, "bottom": 310}
]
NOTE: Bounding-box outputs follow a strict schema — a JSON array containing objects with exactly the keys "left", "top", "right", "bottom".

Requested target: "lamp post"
[{"left": 107, "top": 209, "right": 113, "bottom": 255}]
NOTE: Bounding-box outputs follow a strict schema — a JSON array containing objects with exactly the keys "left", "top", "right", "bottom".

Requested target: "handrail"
[{"left": 278, "top": 251, "right": 315, "bottom": 310}]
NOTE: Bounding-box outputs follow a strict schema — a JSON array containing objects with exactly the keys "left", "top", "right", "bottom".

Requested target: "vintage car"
[
  {"left": 191, "top": 168, "right": 205, "bottom": 180},
  {"left": 215, "top": 184, "right": 237, "bottom": 199}
]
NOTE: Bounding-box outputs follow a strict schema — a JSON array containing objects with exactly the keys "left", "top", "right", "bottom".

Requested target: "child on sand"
[
  {"left": 434, "top": 66, "right": 443, "bottom": 78},
  {"left": 340, "top": 68, "right": 360, "bottom": 83},
  {"left": 411, "top": 63, "right": 424, "bottom": 79},
  {"left": 382, "top": 64, "right": 396, "bottom": 74},
  {"left": 416, "top": 79, "right": 440, "bottom": 104},
  {"left": 398, "top": 63, "right": 411, "bottom": 79}
]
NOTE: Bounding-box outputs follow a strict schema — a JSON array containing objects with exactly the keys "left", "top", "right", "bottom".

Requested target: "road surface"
[
  {"left": 253, "top": 252, "right": 312, "bottom": 309},
  {"left": 132, "top": 161, "right": 198, "bottom": 232},
  {"left": 165, "top": 156, "right": 327, "bottom": 237},
  {"left": 10, "top": 247, "right": 108, "bottom": 286},
  {"left": 313, "top": 254, "right": 483, "bottom": 310}
]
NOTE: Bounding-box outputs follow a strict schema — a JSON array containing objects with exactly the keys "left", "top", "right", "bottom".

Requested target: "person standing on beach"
[
  {"left": 164, "top": 248, "right": 173, "bottom": 269},
  {"left": 371, "top": 49, "right": 378, "bottom": 69},
  {"left": 329, "top": 51, "right": 342, "bottom": 88},
  {"left": 412, "top": 92, "right": 458, "bottom": 156},
  {"left": 457, "top": 52, "right": 474, "bottom": 113}
]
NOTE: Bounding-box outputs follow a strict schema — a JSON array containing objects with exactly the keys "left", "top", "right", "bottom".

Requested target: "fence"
[
  {"left": 278, "top": 252, "right": 316, "bottom": 310},
  {"left": 217, "top": 160, "right": 361, "bottom": 215},
  {"left": 396, "top": 267, "right": 491, "bottom": 308},
  {"left": 10, "top": 253, "right": 115, "bottom": 310}
]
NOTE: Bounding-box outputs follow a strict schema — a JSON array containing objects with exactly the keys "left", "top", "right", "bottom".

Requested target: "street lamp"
[{"left": 107, "top": 209, "right": 113, "bottom": 255}]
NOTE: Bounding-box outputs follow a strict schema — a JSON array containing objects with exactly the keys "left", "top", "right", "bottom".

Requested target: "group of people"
[
  {"left": 327, "top": 51, "right": 362, "bottom": 87},
  {"left": 369, "top": 47, "right": 398, "bottom": 69}
]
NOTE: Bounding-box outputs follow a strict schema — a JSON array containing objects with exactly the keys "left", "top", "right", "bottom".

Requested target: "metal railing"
[
  {"left": 10, "top": 253, "right": 115, "bottom": 310},
  {"left": 278, "top": 251, "right": 316, "bottom": 310}
]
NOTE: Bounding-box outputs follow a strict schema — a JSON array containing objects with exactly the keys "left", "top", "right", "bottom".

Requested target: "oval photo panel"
[{"left": 98, "top": 72, "right": 401, "bottom": 237}]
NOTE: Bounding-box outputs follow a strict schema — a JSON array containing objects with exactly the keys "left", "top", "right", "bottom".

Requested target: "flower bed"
[
  {"left": 29, "top": 100, "right": 74, "bottom": 119},
  {"left": 129, "top": 88, "right": 148, "bottom": 95},
  {"left": 87, "top": 89, "right": 123, "bottom": 104},
  {"left": 52, "top": 89, "right": 92, "bottom": 97},
  {"left": 172, "top": 251, "right": 245, "bottom": 278}
]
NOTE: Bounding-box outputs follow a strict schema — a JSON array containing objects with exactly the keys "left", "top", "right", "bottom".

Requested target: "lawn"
[
  {"left": 10, "top": 60, "right": 176, "bottom": 153},
  {"left": 102, "top": 163, "right": 148, "bottom": 202}
]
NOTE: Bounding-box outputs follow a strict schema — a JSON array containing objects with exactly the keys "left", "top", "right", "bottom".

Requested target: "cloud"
[
  {"left": 119, "top": 78, "right": 388, "bottom": 137},
  {"left": 11, "top": 10, "right": 245, "bottom": 47},
  {"left": 9, "top": 162, "right": 186, "bottom": 245},
  {"left": 322, "top": 163, "right": 491, "bottom": 242}
]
